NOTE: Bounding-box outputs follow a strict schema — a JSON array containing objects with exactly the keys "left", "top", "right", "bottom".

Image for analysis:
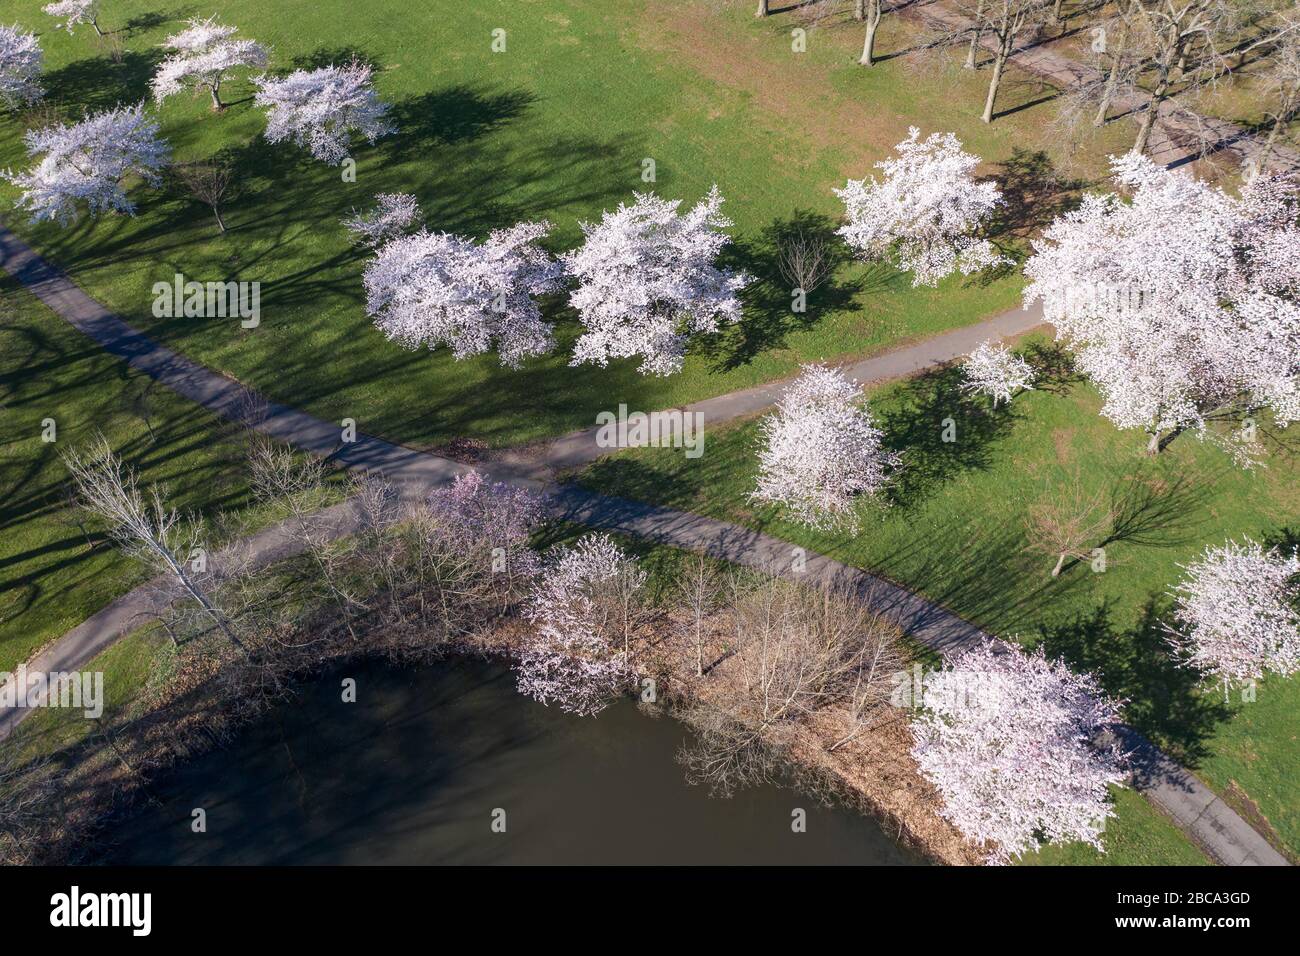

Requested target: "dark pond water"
[{"left": 99, "top": 658, "right": 919, "bottom": 865}]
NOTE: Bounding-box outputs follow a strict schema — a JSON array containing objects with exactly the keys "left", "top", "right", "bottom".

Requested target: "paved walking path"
[
  {"left": 902, "top": 0, "right": 1299, "bottom": 173},
  {"left": 0, "top": 226, "right": 1287, "bottom": 865}
]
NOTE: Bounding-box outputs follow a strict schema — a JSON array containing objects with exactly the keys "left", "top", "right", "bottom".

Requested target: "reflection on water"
[{"left": 100, "top": 658, "right": 920, "bottom": 865}]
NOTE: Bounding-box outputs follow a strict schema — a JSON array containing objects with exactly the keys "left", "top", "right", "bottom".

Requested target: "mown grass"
[
  {"left": 0, "top": 0, "right": 1137, "bottom": 451},
  {"left": 577, "top": 335, "right": 1300, "bottom": 860},
  {"left": 0, "top": 278, "right": 342, "bottom": 673}
]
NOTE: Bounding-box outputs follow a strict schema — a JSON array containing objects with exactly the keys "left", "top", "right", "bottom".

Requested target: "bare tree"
[
  {"left": 1128, "top": 0, "right": 1234, "bottom": 155},
  {"left": 172, "top": 160, "right": 234, "bottom": 233},
  {"left": 775, "top": 225, "right": 833, "bottom": 295},
  {"left": 678, "top": 577, "right": 904, "bottom": 795},
  {"left": 63, "top": 436, "right": 249, "bottom": 654},
  {"left": 0, "top": 752, "right": 54, "bottom": 865},
  {"left": 1254, "top": 10, "right": 1300, "bottom": 171},
  {"left": 247, "top": 434, "right": 364, "bottom": 639},
  {"left": 957, "top": 0, "right": 1055, "bottom": 123},
  {"left": 1024, "top": 472, "right": 1116, "bottom": 577},
  {"left": 674, "top": 551, "right": 723, "bottom": 677}
]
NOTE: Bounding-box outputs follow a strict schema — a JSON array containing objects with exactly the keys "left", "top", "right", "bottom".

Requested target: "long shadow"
[
  {"left": 41, "top": 49, "right": 165, "bottom": 113},
  {"left": 875, "top": 364, "right": 1022, "bottom": 512},
  {"left": 701, "top": 210, "right": 869, "bottom": 372},
  {"left": 984, "top": 148, "right": 1089, "bottom": 245},
  {"left": 1030, "top": 597, "right": 1232, "bottom": 766},
  {"left": 387, "top": 85, "right": 537, "bottom": 158}
]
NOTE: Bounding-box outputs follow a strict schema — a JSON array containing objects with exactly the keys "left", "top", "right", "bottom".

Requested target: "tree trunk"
[
  {"left": 92, "top": 19, "right": 104, "bottom": 38},
  {"left": 1051, "top": 552, "right": 1067, "bottom": 577},
  {"left": 1093, "top": 24, "right": 1128, "bottom": 126},
  {"left": 1133, "top": 69, "right": 1170, "bottom": 154},
  {"left": 756, "top": 0, "right": 769, "bottom": 16},
  {"left": 855, "top": 0, "right": 865, "bottom": 21},
  {"left": 966, "top": 0, "right": 987, "bottom": 69},
  {"left": 212, "top": 205, "right": 226, "bottom": 233},
  {"left": 1050, "top": 0, "right": 1065, "bottom": 28},
  {"left": 982, "top": 49, "right": 1008, "bottom": 122},
  {"left": 860, "top": 3, "right": 882, "bottom": 66},
  {"left": 1145, "top": 429, "right": 1162, "bottom": 455},
  {"left": 209, "top": 83, "right": 224, "bottom": 111}
]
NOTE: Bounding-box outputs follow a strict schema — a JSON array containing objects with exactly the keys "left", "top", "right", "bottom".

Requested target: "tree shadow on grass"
[
  {"left": 387, "top": 85, "right": 537, "bottom": 158},
  {"left": 875, "top": 364, "right": 1022, "bottom": 511},
  {"left": 700, "top": 210, "right": 880, "bottom": 372},
  {"left": 1029, "top": 597, "right": 1232, "bottom": 766},
  {"left": 289, "top": 47, "right": 383, "bottom": 73},
  {"left": 42, "top": 49, "right": 165, "bottom": 113},
  {"left": 981, "top": 148, "right": 1090, "bottom": 272},
  {"left": 1019, "top": 338, "right": 1083, "bottom": 396}
]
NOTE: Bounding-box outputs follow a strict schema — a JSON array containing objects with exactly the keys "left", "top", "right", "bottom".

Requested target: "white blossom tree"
[
  {"left": 0, "top": 24, "right": 43, "bottom": 111},
  {"left": 835, "top": 128, "right": 1005, "bottom": 287},
  {"left": 43, "top": 0, "right": 101, "bottom": 37},
  {"left": 363, "top": 220, "right": 564, "bottom": 368},
  {"left": 1166, "top": 538, "right": 1300, "bottom": 696},
  {"left": 518, "top": 533, "right": 645, "bottom": 716},
  {"left": 3, "top": 103, "right": 169, "bottom": 225},
  {"left": 565, "top": 186, "right": 749, "bottom": 376},
  {"left": 342, "top": 191, "right": 422, "bottom": 249},
  {"left": 960, "top": 339, "right": 1035, "bottom": 406},
  {"left": 751, "top": 364, "right": 900, "bottom": 532},
  {"left": 253, "top": 59, "right": 394, "bottom": 165},
  {"left": 151, "top": 17, "right": 269, "bottom": 111},
  {"left": 1024, "top": 153, "right": 1300, "bottom": 457},
  {"left": 911, "top": 641, "right": 1129, "bottom": 863}
]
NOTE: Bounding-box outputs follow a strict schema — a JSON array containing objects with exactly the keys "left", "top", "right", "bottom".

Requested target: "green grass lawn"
[
  {"left": 0, "top": 277, "right": 338, "bottom": 673},
  {"left": 577, "top": 336, "right": 1300, "bottom": 860},
  {"left": 0, "top": 0, "right": 1138, "bottom": 451}
]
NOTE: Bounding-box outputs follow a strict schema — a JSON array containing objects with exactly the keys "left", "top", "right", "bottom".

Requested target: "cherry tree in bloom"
[
  {"left": 960, "top": 340, "right": 1035, "bottom": 406},
  {"left": 151, "top": 17, "right": 269, "bottom": 111},
  {"left": 426, "top": 470, "right": 546, "bottom": 586},
  {"left": 1024, "top": 153, "right": 1300, "bottom": 458},
  {"left": 565, "top": 186, "right": 749, "bottom": 376},
  {"left": 834, "top": 127, "right": 1005, "bottom": 287},
  {"left": 254, "top": 60, "right": 394, "bottom": 166},
  {"left": 342, "top": 192, "right": 422, "bottom": 249},
  {"left": 911, "top": 641, "right": 1129, "bottom": 864},
  {"left": 518, "top": 533, "right": 644, "bottom": 716},
  {"left": 750, "top": 364, "right": 900, "bottom": 532},
  {"left": 42, "top": 0, "right": 101, "bottom": 37},
  {"left": 1165, "top": 538, "right": 1300, "bottom": 696},
  {"left": 363, "top": 220, "right": 564, "bottom": 368},
  {"left": 0, "top": 24, "right": 43, "bottom": 111},
  {"left": 3, "top": 103, "right": 169, "bottom": 225}
]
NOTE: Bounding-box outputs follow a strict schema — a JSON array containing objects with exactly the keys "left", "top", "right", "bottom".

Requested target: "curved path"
[{"left": 0, "top": 225, "right": 1287, "bottom": 866}]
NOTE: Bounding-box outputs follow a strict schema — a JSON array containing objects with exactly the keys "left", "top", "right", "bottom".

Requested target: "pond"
[{"left": 98, "top": 658, "right": 920, "bottom": 865}]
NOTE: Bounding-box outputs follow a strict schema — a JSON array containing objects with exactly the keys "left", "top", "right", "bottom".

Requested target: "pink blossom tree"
[
  {"left": 42, "top": 0, "right": 101, "bottom": 37},
  {"left": 960, "top": 340, "right": 1035, "bottom": 406},
  {"left": 518, "top": 533, "right": 645, "bottom": 716},
  {"left": 363, "top": 220, "right": 564, "bottom": 368},
  {"left": 151, "top": 17, "right": 269, "bottom": 111},
  {"left": 426, "top": 470, "right": 545, "bottom": 591},
  {"left": 342, "top": 192, "right": 422, "bottom": 249},
  {"left": 750, "top": 364, "right": 900, "bottom": 532},
  {"left": 0, "top": 24, "right": 43, "bottom": 111},
  {"left": 253, "top": 59, "right": 393, "bottom": 165},
  {"left": 834, "top": 128, "right": 1005, "bottom": 287},
  {"left": 1024, "top": 153, "right": 1300, "bottom": 457},
  {"left": 911, "top": 641, "right": 1130, "bottom": 863},
  {"left": 3, "top": 103, "right": 169, "bottom": 225},
  {"left": 1165, "top": 538, "right": 1300, "bottom": 696},
  {"left": 565, "top": 186, "right": 749, "bottom": 376}
]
